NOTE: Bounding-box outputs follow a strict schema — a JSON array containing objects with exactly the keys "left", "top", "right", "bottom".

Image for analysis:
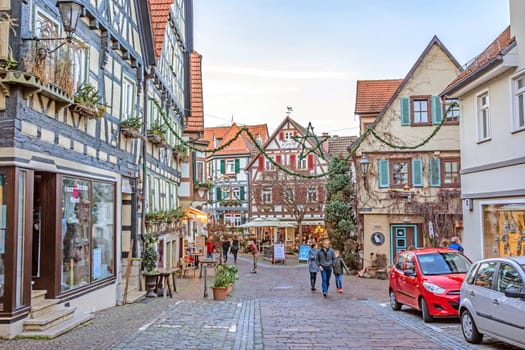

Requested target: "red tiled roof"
[
  {"left": 203, "top": 124, "right": 269, "bottom": 156},
  {"left": 185, "top": 51, "right": 204, "bottom": 132},
  {"left": 355, "top": 79, "right": 403, "bottom": 114},
  {"left": 149, "top": 0, "right": 173, "bottom": 60},
  {"left": 444, "top": 26, "right": 515, "bottom": 93}
]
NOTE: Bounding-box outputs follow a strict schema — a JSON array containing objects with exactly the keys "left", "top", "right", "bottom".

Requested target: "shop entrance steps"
[{"left": 17, "top": 290, "right": 94, "bottom": 339}]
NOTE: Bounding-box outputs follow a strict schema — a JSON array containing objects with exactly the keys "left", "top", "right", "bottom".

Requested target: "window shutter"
[
  {"left": 400, "top": 97, "right": 410, "bottom": 126},
  {"left": 257, "top": 156, "right": 264, "bottom": 171},
  {"left": 430, "top": 158, "right": 441, "bottom": 187},
  {"left": 240, "top": 186, "right": 245, "bottom": 200},
  {"left": 276, "top": 155, "right": 281, "bottom": 164},
  {"left": 279, "top": 132, "right": 284, "bottom": 140},
  {"left": 293, "top": 131, "right": 297, "bottom": 137},
  {"left": 216, "top": 187, "right": 221, "bottom": 201},
  {"left": 432, "top": 96, "right": 443, "bottom": 124},
  {"left": 378, "top": 160, "right": 390, "bottom": 188},
  {"left": 235, "top": 159, "right": 240, "bottom": 173},
  {"left": 412, "top": 159, "right": 423, "bottom": 187},
  {"left": 307, "top": 154, "right": 314, "bottom": 170},
  {"left": 220, "top": 159, "right": 225, "bottom": 174},
  {"left": 290, "top": 154, "right": 296, "bottom": 169}
]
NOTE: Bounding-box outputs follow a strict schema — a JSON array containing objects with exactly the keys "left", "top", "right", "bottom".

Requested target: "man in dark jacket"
[{"left": 316, "top": 238, "right": 336, "bottom": 297}]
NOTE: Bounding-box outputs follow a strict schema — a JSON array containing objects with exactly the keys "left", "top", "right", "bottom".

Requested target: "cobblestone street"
[{"left": 0, "top": 255, "right": 518, "bottom": 350}]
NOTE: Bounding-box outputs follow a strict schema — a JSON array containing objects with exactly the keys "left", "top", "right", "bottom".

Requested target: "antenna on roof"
[
  {"left": 231, "top": 114, "right": 234, "bottom": 124},
  {"left": 286, "top": 106, "right": 293, "bottom": 116}
]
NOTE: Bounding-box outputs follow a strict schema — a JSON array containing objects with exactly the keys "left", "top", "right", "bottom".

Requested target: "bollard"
[{"left": 203, "top": 264, "right": 208, "bottom": 298}]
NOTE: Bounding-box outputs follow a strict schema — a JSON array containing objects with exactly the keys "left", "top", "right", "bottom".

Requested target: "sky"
[{"left": 193, "top": 1, "right": 510, "bottom": 136}]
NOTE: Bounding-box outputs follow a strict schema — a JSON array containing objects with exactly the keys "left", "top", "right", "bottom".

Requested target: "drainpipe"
[{"left": 141, "top": 66, "right": 156, "bottom": 240}]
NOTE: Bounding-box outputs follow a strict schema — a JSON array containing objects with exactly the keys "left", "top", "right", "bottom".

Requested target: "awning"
[{"left": 239, "top": 217, "right": 297, "bottom": 228}]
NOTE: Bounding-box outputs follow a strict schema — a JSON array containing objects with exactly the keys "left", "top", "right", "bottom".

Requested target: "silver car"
[{"left": 459, "top": 256, "right": 525, "bottom": 348}]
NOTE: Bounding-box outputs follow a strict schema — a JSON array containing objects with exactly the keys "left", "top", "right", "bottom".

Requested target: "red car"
[{"left": 389, "top": 248, "right": 472, "bottom": 322}]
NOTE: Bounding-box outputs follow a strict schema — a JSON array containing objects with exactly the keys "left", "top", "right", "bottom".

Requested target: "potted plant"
[
  {"left": 212, "top": 264, "right": 231, "bottom": 300},
  {"left": 71, "top": 83, "right": 109, "bottom": 119},
  {"left": 141, "top": 233, "right": 159, "bottom": 297},
  {"left": 120, "top": 116, "right": 143, "bottom": 138}
]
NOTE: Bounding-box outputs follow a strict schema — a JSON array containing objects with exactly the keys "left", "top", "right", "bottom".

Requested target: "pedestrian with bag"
[
  {"left": 316, "top": 238, "right": 336, "bottom": 298},
  {"left": 231, "top": 235, "right": 240, "bottom": 263},
  {"left": 333, "top": 250, "right": 349, "bottom": 293},
  {"left": 308, "top": 243, "right": 319, "bottom": 291}
]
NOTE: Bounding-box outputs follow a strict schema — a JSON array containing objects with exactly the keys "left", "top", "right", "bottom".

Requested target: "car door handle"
[
  {"left": 492, "top": 299, "right": 499, "bottom": 305},
  {"left": 468, "top": 291, "right": 475, "bottom": 296}
]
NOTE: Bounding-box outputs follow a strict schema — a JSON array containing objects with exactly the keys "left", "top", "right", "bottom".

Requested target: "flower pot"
[
  {"left": 144, "top": 273, "right": 159, "bottom": 297},
  {"left": 212, "top": 286, "right": 228, "bottom": 301}
]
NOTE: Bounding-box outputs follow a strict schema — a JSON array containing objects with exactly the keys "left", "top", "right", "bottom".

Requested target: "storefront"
[
  {"left": 480, "top": 201, "right": 525, "bottom": 258},
  {"left": 0, "top": 166, "right": 117, "bottom": 334}
]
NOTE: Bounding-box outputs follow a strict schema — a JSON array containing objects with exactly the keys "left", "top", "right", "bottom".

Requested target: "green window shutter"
[
  {"left": 400, "top": 97, "right": 410, "bottom": 126},
  {"left": 412, "top": 159, "right": 423, "bottom": 187},
  {"left": 378, "top": 160, "right": 390, "bottom": 188},
  {"left": 430, "top": 159, "right": 441, "bottom": 187},
  {"left": 216, "top": 187, "right": 221, "bottom": 201},
  {"left": 432, "top": 96, "right": 443, "bottom": 124},
  {"left": 235, "top": 159, "right": 240, "bottom": 174},
  {"left": 220, "top": 159, "right": 225, "bottom": 174},
  {"left": 240, "top": 186, "right": 245, "bottom": 200}
]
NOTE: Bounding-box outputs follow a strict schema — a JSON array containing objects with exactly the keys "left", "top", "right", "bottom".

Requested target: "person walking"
[
  {"left": 206, "top": 237, "right": 215, "bottom": 259},
  {"left": 308, "top": 243, "right": 319, "bottom": 291},
  {"left": 231, "top": 235, "right": 240, "bottom": 263},
  {"left": 333, "top": 250, "right": 349, "bottom": 293},
  {"left": 222, "top": 236, "right": 231, "bottom": 263},
  {"left": 249, "top": 239, "right": 258, "bottom": 273},
  {"left": 316, "top": 238, "right": 336, "bottom": 298}
]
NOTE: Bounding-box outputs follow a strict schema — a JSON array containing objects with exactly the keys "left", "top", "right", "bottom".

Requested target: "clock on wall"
[{"left": 371, "top": 232, "right": 385, "bottom": 246}]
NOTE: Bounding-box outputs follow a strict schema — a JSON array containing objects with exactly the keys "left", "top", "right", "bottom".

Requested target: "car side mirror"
[
  {"left": 403, "top": 269, "right": 416, "bottom": 277},
  {"left": 504, "top": 286, "right": 525, "bottom": 299}
]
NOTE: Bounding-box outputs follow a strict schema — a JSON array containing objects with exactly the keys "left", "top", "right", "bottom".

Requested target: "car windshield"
[{"left": 417, "top": 252, "right": 471, "bottom": 276}]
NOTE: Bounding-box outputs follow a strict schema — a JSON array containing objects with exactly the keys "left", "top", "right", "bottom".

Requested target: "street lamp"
[
  {"left": 359, "top": 154, "right": 370, "bottom": 176},
  {"left": 23, "top": 0, "right": 84, "bottom": 57}
]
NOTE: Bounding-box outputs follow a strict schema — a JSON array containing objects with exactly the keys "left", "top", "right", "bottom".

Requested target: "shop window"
[
  {"left": 482, "top": 203, "right": 525, "bottom": 258},
  {"left": 61, "top": 177, "right": 115, "bottom": 291}
]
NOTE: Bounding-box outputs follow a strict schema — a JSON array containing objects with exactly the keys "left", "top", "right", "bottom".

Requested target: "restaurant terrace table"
[
  {"left": 156, "top": 267, "right": 180, "bottom": 297},
  {"left": 198, "top": 258, "right": 218, "bottom": 278}
]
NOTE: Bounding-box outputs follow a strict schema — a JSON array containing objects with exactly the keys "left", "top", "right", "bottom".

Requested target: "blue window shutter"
[
  {"left": 220, "top": 159, "right": 225, "bottom": 174},
  {"left": 240, "top": 186, "right": 245, "bottom": 200},
  {"left": 430, "top": 159, "right": 441, "bottom": 187},
  {"left": 400, "top": 98, "right": 410, "bottom": 126},
  {"left": 432, "top": 96, "right": 443, "bottom": 124},
  {"left": 235, "top": 159, "right": 240, "bottom": 173},
  {"left": 412, "top": 159, "right": 423, "bottom": 187},
  {"left": 378, "top": 160, "right": 390, "bottom": 188}
]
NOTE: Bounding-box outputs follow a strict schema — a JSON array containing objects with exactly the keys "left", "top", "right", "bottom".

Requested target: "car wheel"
[
  {"left": 420, "top": 298, "right": 433, "bottom": 323},
  {"left": 460, "top": 309, "right": 483, "bottom": 344},
  {"left": 389, "top": 290, "right": 402, "bottom": 311}
]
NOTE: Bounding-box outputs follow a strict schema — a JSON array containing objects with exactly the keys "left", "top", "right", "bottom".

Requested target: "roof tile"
[{"left": 355, "top": 79, "right": 403, "bottom": 114}]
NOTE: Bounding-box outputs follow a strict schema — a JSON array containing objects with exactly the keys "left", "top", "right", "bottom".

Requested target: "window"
[
  {"left": 390, "top": 160, "right": 410, "bottom": 187},
  {"left": 394, "top": 254, "right": 405, "bottom": 270},
  {"left": 496, "top": 264, "right": 523, "bottom": 293},
  {"left": 122, "top": 77, "right": 135, "bottom": 119},
  {"left": 262, "top": 188, "right": 272, "bottom": 203},
  {"left": 265, "top": 157, "right": 274, "bottom": 171},
  {"left": 196, "top": 161, "right": 204, "bottom": 182},
  {"left": 232, "top": 187, "right": 240, "bottom": 200},
  {"left": 221, "top": 187, "right": 231, "bottom": 200},
  {"left": 283, "top": 188, "right": 293, "bottom": 203},
  {"left": 477, "top": 92, "right": 490, "bottom": 141},
  {"left": 307, "top": 188, "right": 317, "bottom": 202},
  {"left": 225, "top": 159, "right": 235, "bottom": 174},
  {"left": 481, "top": 203, "right": 525, "bottom": 258},
  {"left": 473, "top": 261, "right": 497, "bottom": 288},
  {"left": 513, "top": 74, "right": 525, "bottom": 131},
  {"left": 411, "top": 96, "right": 431, "bottom": 124},
  {"left": 61, "top": 178, "right": 115, "bottom": 291},
  {"left": 297, "top": 157, "right": 307, "bottom": 170},
  {"left": 444, "top": 98, "right": 460, "bottom": 123},
  {"left": 441, "top": 159, "right": 460, "bottom": 186}
]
